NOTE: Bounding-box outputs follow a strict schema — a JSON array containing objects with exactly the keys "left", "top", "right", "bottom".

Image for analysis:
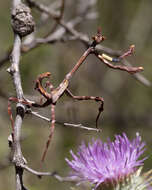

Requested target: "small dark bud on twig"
[
  {"left": 16, "top": 103, "right": 25, "bottom": 119},
  {"left": 11, "top": 3, "right": 35, "bottom": 37}
]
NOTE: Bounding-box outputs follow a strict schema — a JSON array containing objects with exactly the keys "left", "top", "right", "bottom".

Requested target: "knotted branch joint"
[{"left": 11, "top": 3, "right": 35, "bottom": 37}]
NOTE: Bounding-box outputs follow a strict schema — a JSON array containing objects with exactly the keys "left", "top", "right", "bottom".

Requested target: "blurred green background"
[{"left": 0, "top": 0, "right": 152, "bottom": 189}]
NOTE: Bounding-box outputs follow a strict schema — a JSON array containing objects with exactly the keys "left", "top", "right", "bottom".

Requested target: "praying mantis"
[{"left": 8, "top": 28, "right": 143, "bottom": 161}]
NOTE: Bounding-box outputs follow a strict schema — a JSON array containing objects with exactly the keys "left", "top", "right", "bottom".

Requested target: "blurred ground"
[{"left": 0, "top": 0, "right": 152, "bottom": 189}]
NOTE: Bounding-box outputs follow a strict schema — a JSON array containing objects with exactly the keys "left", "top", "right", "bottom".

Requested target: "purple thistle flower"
[{"left": 65, "top": 133, "right": 146, "bottom": 189}]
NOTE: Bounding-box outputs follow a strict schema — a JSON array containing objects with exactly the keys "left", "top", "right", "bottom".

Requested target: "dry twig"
[{"left": 8, "top": 0, "right": 35, "bottom": 189}]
